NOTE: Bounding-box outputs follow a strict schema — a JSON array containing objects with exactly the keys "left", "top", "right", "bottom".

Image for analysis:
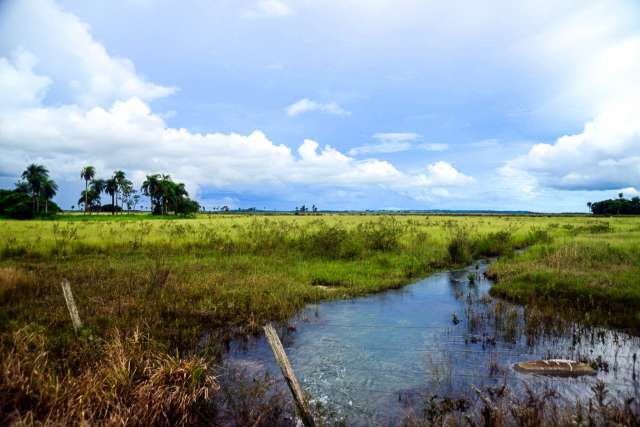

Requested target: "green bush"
[
  {"left": 474, "top": 230, "right": 513, "bottom": 257},
  {"left": 447, "top": 227, "right": 472, "bottom": 264},
  {"left": 357, "top": 217, "right": 404, "bottom": 251}
]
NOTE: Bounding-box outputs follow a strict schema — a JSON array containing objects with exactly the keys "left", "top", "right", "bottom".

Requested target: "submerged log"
[{"left": 514, "top": 359, "right": 596, "bottom": 377}]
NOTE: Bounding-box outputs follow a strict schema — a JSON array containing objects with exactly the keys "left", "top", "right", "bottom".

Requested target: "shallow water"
[{"left": 225, "top": 259, "right": 640, "bottom": 424}]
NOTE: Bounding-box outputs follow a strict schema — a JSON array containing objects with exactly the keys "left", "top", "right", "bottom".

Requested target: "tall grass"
[{"left": 0, "top": 213, "right": 636, "bottom": 424}]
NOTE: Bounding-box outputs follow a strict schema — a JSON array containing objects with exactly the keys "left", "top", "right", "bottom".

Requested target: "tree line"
[
  {"left": 0, "top": 164, "right": 60, "bottom": 219},
  {"left": 80, "top": 166, "right": 199, "bottom": 216},
  {"left": 0, "top": 163, "right": 200, "bottom": 219},
  {"left": 588, "top": 193, "right": 640, "bottom": 215}
]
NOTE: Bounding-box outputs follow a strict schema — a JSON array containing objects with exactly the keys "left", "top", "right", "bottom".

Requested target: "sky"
[{"left": 1, "top": 0, "right": 639, "bottom": 212}]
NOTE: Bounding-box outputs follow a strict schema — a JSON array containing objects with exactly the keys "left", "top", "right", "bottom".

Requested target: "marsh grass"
[
  {"left": 1, "top": 326, "right": 218, "bottom": 426},
  {"left": 0, "top": 213, "right": 637, "bottom": 424},
  {"left": 403, "top": 381, "right": 639, "bottom": 426},
  {"left": 488, "top": 221, "right": 640, "bottom": 330}
]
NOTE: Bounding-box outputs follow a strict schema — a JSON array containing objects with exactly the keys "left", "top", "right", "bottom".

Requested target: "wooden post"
[
  {"left": 263, "top": 323, "right": 316, "bottom": 427},
  {"left": 61, "top": 279, "right": 83, "bottom": 332}
]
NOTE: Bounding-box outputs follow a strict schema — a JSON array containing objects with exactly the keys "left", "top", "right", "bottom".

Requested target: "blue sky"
[{"left": 1, "top": 0, "right": 639, "bottom": 211}]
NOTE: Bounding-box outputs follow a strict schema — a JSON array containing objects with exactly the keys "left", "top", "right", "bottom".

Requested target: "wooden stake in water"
[
  {"left": 263, "top": 323, "right": 316, "bottom": 427},
  {"left": 61, "top": 279, "right": 82, "bottom": 332}
]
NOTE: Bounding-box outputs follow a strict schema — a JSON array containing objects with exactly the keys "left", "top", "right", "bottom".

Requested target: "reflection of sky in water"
[{"left": 226, "top": 260, "right": 640, "bottom": 424}]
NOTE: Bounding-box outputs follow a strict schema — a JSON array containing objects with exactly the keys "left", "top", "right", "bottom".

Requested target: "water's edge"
[{"left": 224, "top": 258, "right": 640, "bottom": 424}]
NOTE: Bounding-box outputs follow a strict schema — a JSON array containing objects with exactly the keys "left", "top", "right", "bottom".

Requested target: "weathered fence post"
[
  {"left": 61, "top": 279, "right": 83, "bottom": 332},
  {"left": 263, "top": 323, "right": 316, "bottom": 427}
]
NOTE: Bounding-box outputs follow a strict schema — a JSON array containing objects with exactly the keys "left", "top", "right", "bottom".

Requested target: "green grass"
[
  {"left": 1, "top": 214, "right": 636, "bottom": 345},
  {"left": 488, "top": 219, "right": 640, "bottom": 330},
  {"left": 1, "top": 213, "right": 639, "bottom": 424}
]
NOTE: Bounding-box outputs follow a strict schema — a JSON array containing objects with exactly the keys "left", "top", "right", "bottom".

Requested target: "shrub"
[
  {"left": 447, "top": 227, "right": 472, "bottom": 264},
  {"left": 357, "top": 217, "right": 404, "bottom": 251},
  {"left": 474, "top": 230, "right": 513, "bottom": 257},
  {"left": 302, "top": 224, "right": 354, "bottom": 259}
]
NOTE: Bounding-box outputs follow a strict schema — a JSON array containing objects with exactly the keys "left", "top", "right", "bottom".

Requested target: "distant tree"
[
  {"left": 141, "top": 174, "right": 198, "bottom": 216},
  {"left": 619, "top": 192, "right": 624, "bottom": 199},
  {"left": 42, "top": 178, "right": 58, "bottom": 215},
  {"left": 80, "top": 166, "right": 96, "bottom": 214},
  {"left": 89, "top": 178, "right": 106, "bottom": 214},
  {"left": 0, "top": 189, "right": 34, "bottom": 219},
  {"left": 105, "top": 178, "right": 118, "bottom": 215},
  {"left": 120, "top": 181, "right": 137, "bottom": 212},
  {"left": 312, "top": 204, "right": 318, "bottom": 213},
  {"left": 113, "top": 170, "right": 127, "bottom": 213},
  {"left": 587, "top": 201, "right": 592, "bottom": 213},
  {"left": 14, "top": 181, "right": 30, "bottom": 194},
  {"left": 590, "top": 195, "right": 640, "bottom": 215},
  {"left": 142, "top": 174, "right": 162, "bottom": 214},
  {"left": 78, "top": 189, "right": 100, "bottom": 212},
  {"left": 21, "top": 164, "right": 49, "bottom": 215},
  {"left": 90, "top": 178, "right": 106, "bottom": 195}
]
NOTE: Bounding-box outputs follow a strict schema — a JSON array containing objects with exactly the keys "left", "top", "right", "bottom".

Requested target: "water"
[{"left": 225, "top": 259, "right": 640, "bottom": 424}]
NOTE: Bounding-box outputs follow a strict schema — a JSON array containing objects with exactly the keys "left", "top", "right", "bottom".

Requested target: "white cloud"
[
  {"left": 503, "top": 2, "right": 640, "bottom": 193},
  {"left": 0, "top": 0, "right": 175, "bottom": 107},
  {"left": 348, "top": 133, "right": 447, "bottom": 156},
  {"left": 0, "top": 49, "right": 51, "bottom": 110},
  {"left": 285, "top": 98, "right": 350, "bottom": 117},
  {"left": 506, "top": 99, "right": 640, "bottom": 192},
  {"left": 349, "top": 141, "right": 412, "bottom": 156},
  {"left": 0, "top": 0, "right": 472, "bottom": 207},
  {"left": 421, "top": 161, "right": 474, "bottom": 187},
  {"left": 0, "top": 98, "right": 472, "bottom": 202},
  {"left": 243, "top": 0, "right": 292, "bottom": 19},
  {"left": 372, "top": 133, "right": 421, "bottom": 143}
]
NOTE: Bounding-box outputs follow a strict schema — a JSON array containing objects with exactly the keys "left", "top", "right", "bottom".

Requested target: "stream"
[{"left": 224, "top": 259, "right": 640, "bottom": 424}]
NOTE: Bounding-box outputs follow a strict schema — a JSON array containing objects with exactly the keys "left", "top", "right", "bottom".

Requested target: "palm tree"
[
  {"left": 158, "top": 174, "right": 174, "bottom": 215},
  {"left": 90, "top": 178, "right": 106, "bottom": 194},
  {"left": 105, "top": 178, "right": 118, "bottom": 215},
  {"left": 142, "top": 174, "right": 161, "bottom": 214},
  {"left": 42, "top": 178, "right": 58, "bottom": 215},
  {"left": 113, "top": 170, "right": 126, "bottom": 213},
  {"left": 89, "top": 178, "right": 106, "bottom": 214},
  {"left": 80, "top": 166, "right": 96, "bottom": 214},
  {"left": 22, "top": 164, "right": 49, "bottom": 215},
  {"left": 78, "top": 189, "right": 99, "bottom": 212}
]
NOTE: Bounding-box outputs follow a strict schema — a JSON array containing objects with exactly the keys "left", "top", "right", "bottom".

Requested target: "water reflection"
[{"left": 225, "top": 260, "right": 640, "bottom": 424}]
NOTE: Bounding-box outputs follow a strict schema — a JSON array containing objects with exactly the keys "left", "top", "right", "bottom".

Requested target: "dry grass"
[{"left": 1, "top": 327, "right": 219, "bottom": 426}]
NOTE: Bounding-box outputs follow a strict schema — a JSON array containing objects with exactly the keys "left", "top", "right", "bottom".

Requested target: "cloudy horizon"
[{"left": 1, "top": 0, "right": 639, "bottom": 212}]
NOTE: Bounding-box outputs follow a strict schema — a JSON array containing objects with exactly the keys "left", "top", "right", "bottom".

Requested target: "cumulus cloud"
[
  {"left": 0, "top": 0, "right": 473, "bottom": 207},
  {"left": 0, "top": 49, "right": 51, "bottom": 109},
  {"left": 503, "top": 2, "right": 640, "bottom": 194},
  {"left": 506, "top": 105, "right": 640, "bottom": 191},
  {"left": 0, "top": 98, "right": 471, "bottom": 201},
  {"left": 0, "top": 0, "right": 175, "bottom": 107},
  {"left": 285, "top": 98, "right": 350, "bottom": 117}
]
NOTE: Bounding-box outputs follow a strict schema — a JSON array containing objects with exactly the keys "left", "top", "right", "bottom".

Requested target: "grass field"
[{"left": 1, "top": 213, "right": 639, "bottom": 425}]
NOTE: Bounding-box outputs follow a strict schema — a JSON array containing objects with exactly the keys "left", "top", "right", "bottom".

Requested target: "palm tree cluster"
[
  {"left": 79, "top": 167, "right": 199, "bottom": 216},
  {"left": 79, "top": 167, "right": 137, "bottom": 214},
  {"left": 141, "top": 174, "right": 200, "bottom": 216},
  {"left": 17, "top": 164, "right": 58, "bottom": 215}
]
